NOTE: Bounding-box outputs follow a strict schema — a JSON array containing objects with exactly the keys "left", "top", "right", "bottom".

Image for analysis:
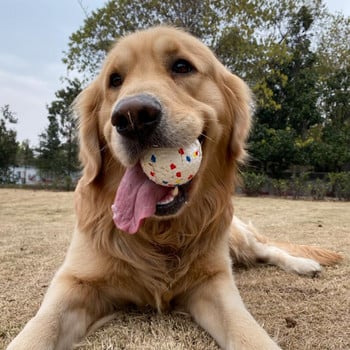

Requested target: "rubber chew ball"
[{"left": 140, "top": 139, "right": 202, "bottom": 187}]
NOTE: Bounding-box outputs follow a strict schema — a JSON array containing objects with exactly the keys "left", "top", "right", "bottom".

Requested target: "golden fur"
[{"left": 7, "top": 26, "right": 342, "bottom": 350}]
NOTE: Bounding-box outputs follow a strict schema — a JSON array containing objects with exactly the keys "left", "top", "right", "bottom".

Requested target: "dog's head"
[{"left": 75, "top": 26, "right": 252, "bottom": 234}]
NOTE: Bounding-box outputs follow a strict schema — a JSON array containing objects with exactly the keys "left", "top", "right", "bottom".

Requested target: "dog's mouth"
[
  {"left": 155, "top": 181, "right": 190, "bottom": 216},
  {"left": 112, "top": 136, "right": 204, "bottom": 234}
]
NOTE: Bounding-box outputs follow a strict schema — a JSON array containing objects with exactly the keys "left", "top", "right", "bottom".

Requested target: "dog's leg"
[
  {"left": 229, "top": 216, "right": 344, "bottom": 276},
  {"left": 7, "top": 270, "right": 112, "bottom": 350},
  {"left": 186, "top": 271, "right": 281, "bottom": 350}
]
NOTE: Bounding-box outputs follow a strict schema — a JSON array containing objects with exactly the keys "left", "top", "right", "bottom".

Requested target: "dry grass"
[{"left": 0, "top": 189, "right": 349, "bottom": 350}]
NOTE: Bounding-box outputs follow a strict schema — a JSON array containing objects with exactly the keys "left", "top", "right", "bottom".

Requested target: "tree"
[
  {"left": 50, "top": 78, "right": 81, "bottom": 178},
  {"left": 36, "top": 113, "right": 63, "bottom": 179},
  {"left": 17, "top": 140, "right": 34, "bottom": 167},
  {"left": 307, "top": 13, "right": 350, "bottom": 172},
  {"left": 249, "top": 5, "right": 324, "bottom": 176},
  {"left": 0, "top": 105, "right": 18, "bottom": 181},
  {"left": 317, "top": 13, "right": 350, "bottom": 126},
  {"left": 256, "top": 4, "right": 322, "bottom": 131},
  {"left": 36, "top": 78, "right": 81, "bottom": 187},
  {"left": 308, "top": 124, "right": 350, "bottom": 172},
  {"left": 248, "top": 124, "right": 297, "bottom": 176}
]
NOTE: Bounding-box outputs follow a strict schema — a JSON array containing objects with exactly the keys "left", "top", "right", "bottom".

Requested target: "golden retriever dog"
[{"left": 7, "top": 26, "right": 342, "bottom": 350}]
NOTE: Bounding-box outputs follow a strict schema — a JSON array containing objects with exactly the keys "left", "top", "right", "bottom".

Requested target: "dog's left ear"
[
  {"left": 73, "top": 80, "right": 103, "bottom": 184},
  {"left": 221, "top": 70, "right": 253, "bottom": 163}
]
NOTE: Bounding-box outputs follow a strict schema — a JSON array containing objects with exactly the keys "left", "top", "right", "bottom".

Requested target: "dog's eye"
[
  {"left": 109, "top": 73, "right": 123, "bottom": 88},
  {"left": 172, "top": 59, "right": 194, "bottom": 74}
]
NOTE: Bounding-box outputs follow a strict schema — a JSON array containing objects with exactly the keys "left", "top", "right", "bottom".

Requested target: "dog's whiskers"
[{"left": 200, "top": 133, "right": 214, "bottom": 143}]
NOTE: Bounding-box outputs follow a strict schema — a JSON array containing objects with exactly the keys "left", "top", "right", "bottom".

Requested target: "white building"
[{"left": 10, "top": 166, "right": 41, "bottom": 185}]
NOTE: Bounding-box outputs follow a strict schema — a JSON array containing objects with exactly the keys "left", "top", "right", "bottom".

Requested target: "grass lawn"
[{"left": 1, "top": 189, "right": 349, "bottom": 349}]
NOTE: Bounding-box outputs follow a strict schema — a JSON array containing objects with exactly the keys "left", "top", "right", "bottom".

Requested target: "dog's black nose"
[{"left": 111, "top": 94, "right": 162, "bottom": 139}]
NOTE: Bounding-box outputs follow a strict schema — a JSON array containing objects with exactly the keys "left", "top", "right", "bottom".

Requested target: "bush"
[
  {"left": 241, "top": 172, "right": 267, "bottom": 196},
  {"left": 271, "top": 179, "right": 289, "bottom": 197},
  {"left": 289, "top": 172, "right": 309, "bottom": 199},
  {"left": 328, "top": 172, "right": 350, "bottom": 200},
  {"left": 308, "top": 179, "right": 329, "bottom": 200}
]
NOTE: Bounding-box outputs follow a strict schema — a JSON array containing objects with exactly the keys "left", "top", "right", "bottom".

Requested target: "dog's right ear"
[
  {"left": 220, "top": 70, "right": 253, "bottom": 164},
  {"left": 74, "top": 80, "right": 102, "bottom": 184}
]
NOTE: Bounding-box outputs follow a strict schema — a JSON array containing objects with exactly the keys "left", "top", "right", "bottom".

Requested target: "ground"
[{"left": 0, "top": 189, "right": 349, "bottom": 349}]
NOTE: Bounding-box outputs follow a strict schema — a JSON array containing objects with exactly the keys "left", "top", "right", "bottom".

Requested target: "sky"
[{"left": 0, "top": 0, "right": 349, "bottom": 147}]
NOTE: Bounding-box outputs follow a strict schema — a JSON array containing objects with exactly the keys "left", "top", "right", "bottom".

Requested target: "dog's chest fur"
[{"left": 109, "top": 223, "right": 230, "bottom": 312}]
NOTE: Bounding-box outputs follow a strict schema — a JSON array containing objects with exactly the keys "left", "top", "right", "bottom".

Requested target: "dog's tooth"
[
  {"left": 157, "top": 186, "right": 180, "bottom": 206},
  {"left": 158, "top": 196, "right": 174, "bottom": 205},
  {"left": 172, "top": 187, "right": 179, "bottom": 197}
]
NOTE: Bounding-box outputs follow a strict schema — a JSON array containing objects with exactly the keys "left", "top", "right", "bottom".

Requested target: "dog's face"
[
  {"left": 76, "top": 26, "right": 252, "bottom": 233},
  {"left": 105, "top": 31, "right": 224, "bottom": 167}
]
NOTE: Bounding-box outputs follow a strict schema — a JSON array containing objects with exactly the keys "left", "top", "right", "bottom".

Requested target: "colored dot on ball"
[
  {"left": 170, "top": 163, "right": 176, "bottom": 170},
  {"left": 176, "top": 172, "right": 182, "bottom": 178},
  {"left": 162, "top": 180, "right": 168, "bottom": 185},
  {"left": 150, "top": 171, "right": 155, "bottom": 177},
  {"left": 186, "top": 156, "right": 191, "bottom": 162},
  {"left": 188, "top": 174, "right": 193, "bottom": 180},
  {"left": 151, "top": 154, "right": 156, "bottom": 162},
  {"left": 178, "top": 148, "right": 184, "bottom": 155}
]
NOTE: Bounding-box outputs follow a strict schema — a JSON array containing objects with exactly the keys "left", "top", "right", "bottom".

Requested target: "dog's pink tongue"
[{"left": 112, "top": 164, "right": 170, "bottom": 234}]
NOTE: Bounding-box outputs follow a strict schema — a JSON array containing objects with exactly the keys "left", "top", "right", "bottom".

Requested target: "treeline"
[
  {"left": 240, "top": 171, "right": 350, "bottom": 200},
  {"left": 1, "top": 0, "right": 349, "bottom": 194},
  {"left": 0, "top": 79, "right": 81, "bottom": 188}
]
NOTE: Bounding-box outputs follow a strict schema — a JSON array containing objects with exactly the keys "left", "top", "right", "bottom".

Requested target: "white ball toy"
[{"left": 140, "top": 139, "right": 202, "bottom": 187}]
